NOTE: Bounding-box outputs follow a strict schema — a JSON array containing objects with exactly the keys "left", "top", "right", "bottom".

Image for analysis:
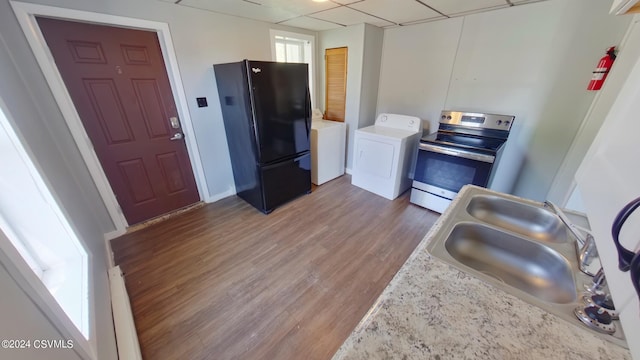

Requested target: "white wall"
[
  {"left": 548, "top": 16, "right": 640, "bottom": 205},
  {"left": 317, "top": 24, "right": 383, "bottom": 171},
  {"left": 376, "top": 0, "right": 631, "bottom": 199},
  {"left": 377, "top": 18, "right": 462, "bottom": 134},
  {"left": 575, "top": 36, "right": 640, "bottom": 357},
  {"left": 357, "top": 24, "right": 384, "bottom": 130},
  {"left": 10, "top": 0, "right": 315, "bottom": 203},
  {"left": 0, "top": 260, "right": 82, "bottom": 360},
  {"left": 0, "top": 0, "right": 317, "bottom": 358},
  {"left": 0, "top": 2, "right": 117, "bottom": 357},
  {"left": 318, "top": 24, "right": 365, "bottom": 171}
]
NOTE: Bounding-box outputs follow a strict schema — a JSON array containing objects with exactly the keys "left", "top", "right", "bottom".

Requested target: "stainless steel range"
[{"left": 410, "top": 110, "right": 515, "bottom": 213}]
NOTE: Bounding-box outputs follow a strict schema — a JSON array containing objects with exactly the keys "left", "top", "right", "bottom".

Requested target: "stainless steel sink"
[
  {"left": 426, "top": 185, "right": 627, "bottom": 348},
  {"left": 466, "top": 195, "right": 569, "bottom": 243},
  {"left": 445, "top": 222, "right": 576, "bottom": 304}
]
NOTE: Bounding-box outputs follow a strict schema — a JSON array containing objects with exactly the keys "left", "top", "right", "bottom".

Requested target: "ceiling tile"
[
  {"left": 311, "top": 6, "right": 394, "bottom": 27},
  {"left": 418, "top": 0, "right": 507, "bottom": 16},
  {"left": 279, "top": 16, "right": 343, "bottom": 31},
  {"left": 258, "top": 0, "right": 338, "bottom": 16},
  {"left": 179, "top": 0, "right": 298, "bottom": 23},
  {"left": 349, "top": 0, "right": 441, "bottom": 25}
]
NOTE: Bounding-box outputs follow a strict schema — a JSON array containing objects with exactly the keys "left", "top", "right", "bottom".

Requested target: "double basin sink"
[{"left": 426, "top": 186, "right": 626, "bottom": 347}]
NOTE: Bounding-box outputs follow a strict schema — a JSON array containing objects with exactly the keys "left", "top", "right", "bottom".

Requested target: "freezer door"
[
  {"left": 260, "top": 152, "right": 311, "bottom": 213},
  {"left": 247, "top": 61, "right": 311, "bottom": 164}
]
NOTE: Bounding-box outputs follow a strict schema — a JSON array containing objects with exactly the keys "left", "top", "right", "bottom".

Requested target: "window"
[
  {"left": 0, "top": 105, "right": 89, "bottom": 339},
  {"left": 274, "top": 36, "right": 306, "bottom": 63},
  {"left": 270, "top": 30, "right": 315, "bottom": 108}
]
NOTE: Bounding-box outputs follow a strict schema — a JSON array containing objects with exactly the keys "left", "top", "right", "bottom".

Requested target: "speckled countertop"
[{"left": 332, "top": 187, "right": 631, "bottom": 360}]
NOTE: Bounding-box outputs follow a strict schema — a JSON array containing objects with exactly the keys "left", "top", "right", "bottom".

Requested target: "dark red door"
[{"left": 37, "top": 17, "right": 199, "bottom": 225}]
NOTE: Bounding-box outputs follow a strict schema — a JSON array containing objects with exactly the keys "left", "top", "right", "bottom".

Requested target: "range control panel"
[{"left": 440, "top": 111, "right": 515, "bottom": 132}]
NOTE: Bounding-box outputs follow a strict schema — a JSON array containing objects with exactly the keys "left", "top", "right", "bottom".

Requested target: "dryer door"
[{"left": 355, "top": 137, "right": 395, "bottom": 179}]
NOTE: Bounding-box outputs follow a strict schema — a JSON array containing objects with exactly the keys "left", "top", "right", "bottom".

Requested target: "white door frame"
[{"left": 10, "top": 1, "right": 210, "bottom": 237}]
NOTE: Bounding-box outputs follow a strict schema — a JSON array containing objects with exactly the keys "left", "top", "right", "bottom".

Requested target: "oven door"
[{"left": 413, "top": 143, "right": 495, "bottom": 197}]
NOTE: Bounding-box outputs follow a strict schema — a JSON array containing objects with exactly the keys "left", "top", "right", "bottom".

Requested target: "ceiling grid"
[{"left": 162, "top": 0, "right": 549, "bottom": 31}]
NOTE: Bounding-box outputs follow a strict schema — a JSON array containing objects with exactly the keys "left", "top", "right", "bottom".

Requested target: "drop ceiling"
[{"left": 159, "top": 0, "right": 549, "bottom": 31}]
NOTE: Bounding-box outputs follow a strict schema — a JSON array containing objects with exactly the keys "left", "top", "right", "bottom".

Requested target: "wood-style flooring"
[{"left": 111, "top": 175, "right": 440, "bottom": 359}]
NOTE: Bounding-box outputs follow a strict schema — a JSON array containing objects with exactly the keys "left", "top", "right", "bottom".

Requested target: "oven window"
[{"left": 414, "top": 149, "right": 493, "bottom": 193}]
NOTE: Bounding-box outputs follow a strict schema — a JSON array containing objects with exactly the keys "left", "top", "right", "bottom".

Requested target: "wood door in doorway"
[
  {"left": 324, "top": 47, "right": 347, "bottom": 122},
  {"left": 37, "top": 17, "right": 199, "bottom": 225}
]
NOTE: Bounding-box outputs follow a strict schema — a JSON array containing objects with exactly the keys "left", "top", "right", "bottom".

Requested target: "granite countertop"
[{"left": 332, "top": 188, "right": 631, "bottom": 360}]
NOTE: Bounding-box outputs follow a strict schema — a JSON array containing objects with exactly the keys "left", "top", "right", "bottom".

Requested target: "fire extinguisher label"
[
  {"left": 591, "top": 73, "right": 605, "bottom": 80},
  {"left": 595, "top": 67, "right": 608, "bottom": 73}
]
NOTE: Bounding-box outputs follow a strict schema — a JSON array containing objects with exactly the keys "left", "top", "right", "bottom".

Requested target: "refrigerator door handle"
[
  {"left": 260, "top": 152, "right": 309, "bottom": 170},
  {"left": 305, "top": 86, "right": 311, "bottom": 134}
]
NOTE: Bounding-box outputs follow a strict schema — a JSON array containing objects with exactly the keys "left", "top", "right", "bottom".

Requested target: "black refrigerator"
[{"left": 213, "top": 60, "right": 311, "bottom": 214}]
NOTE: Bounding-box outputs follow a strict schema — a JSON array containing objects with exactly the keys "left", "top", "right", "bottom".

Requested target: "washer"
[
  {"left": 351, "top": 113, "right": 421, "bottom": 200},
  {"left": 311, "top": 118, "right": 346, "bottom": 185}
]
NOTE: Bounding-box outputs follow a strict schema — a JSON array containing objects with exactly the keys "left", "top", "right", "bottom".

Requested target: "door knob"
[{"left": 169, "top": 133, "right": 183, "bottom": 141}]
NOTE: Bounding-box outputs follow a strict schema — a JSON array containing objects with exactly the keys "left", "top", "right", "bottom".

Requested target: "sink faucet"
[{"left": 544, "top": 201, "right": 598, "bottom": 276}]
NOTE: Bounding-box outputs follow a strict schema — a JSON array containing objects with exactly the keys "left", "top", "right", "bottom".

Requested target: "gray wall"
[
  {"left": 0, "top": 0, "right": 316, "bottom": 358},
  {"left": 375, "top": 0, "right": 631, "bottom": 199}
]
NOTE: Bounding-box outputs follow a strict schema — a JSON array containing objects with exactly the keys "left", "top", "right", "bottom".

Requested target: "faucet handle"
[
  {"left": 611, "top": 196, "right": 640, "bottom": 271},
  {"left": 585, "top": 267, "right": 606, "bottom": 293},
  {"left": 630, "top": 251, "right": 640, "bottom": 307}
]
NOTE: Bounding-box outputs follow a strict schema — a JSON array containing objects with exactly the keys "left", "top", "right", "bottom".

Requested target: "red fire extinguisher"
[{"left": 587, "top": 47, "right": 616, "bottom": 91}]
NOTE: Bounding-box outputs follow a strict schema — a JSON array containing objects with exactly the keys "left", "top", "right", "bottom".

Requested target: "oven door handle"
[{"left": 418, "top": 143, "right": 495, "bottom": 163}]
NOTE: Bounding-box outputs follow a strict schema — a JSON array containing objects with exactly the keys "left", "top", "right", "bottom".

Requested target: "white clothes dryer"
[{"left": 351, "top": 113, "right": 421, "bottom": 200}]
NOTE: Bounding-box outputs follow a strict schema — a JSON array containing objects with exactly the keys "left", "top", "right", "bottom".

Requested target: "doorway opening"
[
  {"left": 11, "top": 1, "right": 209, "bottom": 235},
  {"left": 36, "top": 17, "right": 200, "bottom": 226}
]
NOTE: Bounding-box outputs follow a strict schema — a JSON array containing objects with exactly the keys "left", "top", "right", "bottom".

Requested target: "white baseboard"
[
  {"left": 104, "top": 229, "right": 124, "bottom": 268},
  {"left": 104, "top": 238, "right": 115, "bottom": 268},
  {"left": 105, "top": 229, "right": 126, "bottom": 241},
  {"left": 108, "top": 266, "right": 142, "bottom": 360},
  {"left": 205, "top": 188, "right": 236, "bottom": 203},
  {"left": 345, "top": 168, "right": 352, "bottom": 175}
]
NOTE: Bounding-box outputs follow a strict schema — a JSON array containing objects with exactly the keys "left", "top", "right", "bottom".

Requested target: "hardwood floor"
[{"left": 111, "top": 176, "right": 440, "bottom": 360}]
